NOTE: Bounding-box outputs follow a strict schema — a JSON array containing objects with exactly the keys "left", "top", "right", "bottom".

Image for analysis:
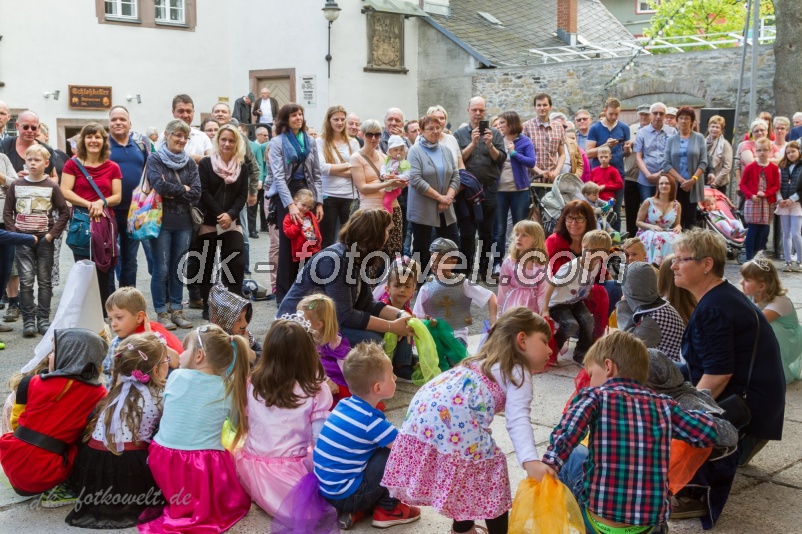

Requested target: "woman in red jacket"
[
  {"left": 740, "top": 137, "right": 780, "bottom": 260},
  {"left": 0, "top": 329, "right": 106, "bottom": 504},
  {"left": 282, "top": 188, "right": 322, "bottom": 262}
]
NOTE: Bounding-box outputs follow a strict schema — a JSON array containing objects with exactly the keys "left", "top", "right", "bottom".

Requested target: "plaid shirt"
[
  {"left": 522, "top": 117, "right": 566, "bottom": 180},
  {"left": 542, "top": 378, "right": 718, "bottom": 526}
]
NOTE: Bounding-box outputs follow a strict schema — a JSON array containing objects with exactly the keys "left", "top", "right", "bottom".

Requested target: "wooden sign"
[{"left": 68, "top": 85, "right": 113, "bottom": 110}]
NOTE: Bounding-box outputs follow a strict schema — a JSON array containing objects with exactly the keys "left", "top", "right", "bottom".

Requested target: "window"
[
  {"left": 155, "top": 0, "right": 185, "bottom": 24},
  {"left": 636, "top": 0, "right": 660, "bottom": 14},
  {"left": 105, "top": 0, "right": 138, "bottom": 19}
]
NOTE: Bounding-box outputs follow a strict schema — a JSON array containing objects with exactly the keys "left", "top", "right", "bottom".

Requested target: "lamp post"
[{"left": 322, "top": 0, "right": 341, "bottom": 79}]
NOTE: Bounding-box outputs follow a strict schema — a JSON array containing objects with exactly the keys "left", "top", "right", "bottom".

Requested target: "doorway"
[
  {"left": 250, "top": 68, "right": 296, "bottom": 110},
  {"left": 56, "top": 118, "right": 109, "bottom": 155}
]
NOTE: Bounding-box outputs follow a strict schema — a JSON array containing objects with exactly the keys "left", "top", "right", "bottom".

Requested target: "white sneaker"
[
  {"left": 491, "top": 264, "right": 501, "bottom": 279},
  {"left": 793, "top": 261, "right": 802, "bottom": 273},
  {"left": 784, "top": 263, "right": 794, "bottom": 273}
]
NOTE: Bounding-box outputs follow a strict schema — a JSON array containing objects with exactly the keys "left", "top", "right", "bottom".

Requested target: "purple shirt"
[{"left": 317, "top": 335, "right": 351, "bottom": 387}]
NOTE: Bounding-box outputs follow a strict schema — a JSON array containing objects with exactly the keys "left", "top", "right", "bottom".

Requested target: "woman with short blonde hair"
[{"left": 705, "top": 115, "right": 733, "bottom": 192}]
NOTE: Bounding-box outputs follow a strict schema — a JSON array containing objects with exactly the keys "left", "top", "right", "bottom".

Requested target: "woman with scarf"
[
  {"left": 146, "top": 120, "right": 201, "bottom": 330},
  {"left": 705, "top": 115, "right": 733, "bottom": 193},
  {"left": 268, "top": 103, "right": 323, "bottom": 304},
  {"left": 60, "top": 123, "right": 122, "bottom": 318},
  {"left": 197, "top": 124, "right": 249, "bottom": 317}
]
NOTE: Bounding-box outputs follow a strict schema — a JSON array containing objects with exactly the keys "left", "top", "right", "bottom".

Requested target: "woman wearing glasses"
[
  {"left": 144, "top": 119, "right": 201, "bottom": 330},
  {"left": 350, "top": 119, "right": 406, "bottom": 265},
  {"left": 670, "top": 229, "right": 784, "bottom": 523}
]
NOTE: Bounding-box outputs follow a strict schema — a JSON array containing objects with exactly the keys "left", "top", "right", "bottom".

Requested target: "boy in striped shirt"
[
  {"left": 529, "top": 331, "right": 720, "bottom": 534},
  {"left": 313, "top": 342, "right": 421, "bottom": 530}
]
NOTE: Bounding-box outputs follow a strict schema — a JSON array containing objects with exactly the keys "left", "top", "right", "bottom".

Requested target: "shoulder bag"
[
  {"left": 716, "top": 301, "right": 760, "bottom": 431},
  {"left": 66, "top": 159, "right": 106, "bottom": 257},
  {"left": 127, "top": 162, "right": 163, "bottom": 241}
]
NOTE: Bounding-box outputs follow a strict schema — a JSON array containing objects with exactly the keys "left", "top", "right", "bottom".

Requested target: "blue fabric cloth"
[
  {"left": 151, "top": 227, "right": 192, "bottom": 313},
  {"left": 587, "top": 121, "right": 630, "bottom": 178},
  {"left": 314, "top": 395, "right": 398, "bottom": 499},
  {"left": 282, "top": 131, "right": 311, "bottom": 175},
  {"left": 679, "top": 138, "right": 689, "bottom": 179},
  {"left": 788, "top": 125, "right": 802, "bottom": 142},
  {"left": 493, "top": 190, "right": 530, "bottom": 266},
  {"left": 109, "top": 134, "right": 147, "bottom": 214},
  {"left": 420, "top": 143, "right": 445, "bottom": 187},
  {"left": 154, "top": 369, "right": 231, "bottom": 451},
  {"left": 509, "top": 135, "right": 536, "bottom": 190},
  {"left": 153, "top": 140, "right": 190, "bottom": 170}
]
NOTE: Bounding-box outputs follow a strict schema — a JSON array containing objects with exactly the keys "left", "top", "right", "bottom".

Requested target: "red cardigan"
[
  {"left": 740, "top": 161, "right": 780, "bottom": 203},
  {"left": 283, "top": 213, "right": 322, "bottom": 262},
  {"left": 590, "top": 166, "right": 623, "bottom": 201}
]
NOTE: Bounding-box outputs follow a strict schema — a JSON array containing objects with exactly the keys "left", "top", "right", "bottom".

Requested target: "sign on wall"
[
  {"left": 300, "top": 76, "right": 316, "bottom": 108},
  {"left": 68, "top": 86, "right": 113, "bottom": 110}
]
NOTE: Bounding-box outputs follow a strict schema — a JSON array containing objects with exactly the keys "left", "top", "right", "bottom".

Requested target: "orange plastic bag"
[
  {"left": 668, "top": 439, "right": 712, "bottom": 494},
  {"left": 509, "top": 474, "right": 586, "bottom": 533}
]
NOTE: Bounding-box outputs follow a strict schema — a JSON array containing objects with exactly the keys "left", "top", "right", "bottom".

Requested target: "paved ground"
[{"left": 0, "top": 232, "right": 800, "bottom": 533}]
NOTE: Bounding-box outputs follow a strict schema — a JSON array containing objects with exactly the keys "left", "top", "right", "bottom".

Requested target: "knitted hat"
[
  {"left": 387, "top": 135, "right": 406, "bottom": 151},
  {"left": 623, "top": 261, "right": 665, "bottom": 309}
]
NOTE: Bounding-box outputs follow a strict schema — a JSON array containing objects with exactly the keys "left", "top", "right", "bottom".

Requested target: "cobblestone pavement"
[{"left": 0, "top": 233, "right": 800, "bottom": 533}]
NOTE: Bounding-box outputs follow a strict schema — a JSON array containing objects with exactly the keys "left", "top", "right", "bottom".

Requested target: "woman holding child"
[
  {"left": 671, "top": 229, "right": 785, "bottom": 524},
  {"left": 277, "top": 209, "right": 413, "bottom": 347}
]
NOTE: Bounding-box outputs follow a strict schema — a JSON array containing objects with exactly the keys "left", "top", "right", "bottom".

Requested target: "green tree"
[{"left": 643, "top": 0, "right": 774, "bottom": 52}]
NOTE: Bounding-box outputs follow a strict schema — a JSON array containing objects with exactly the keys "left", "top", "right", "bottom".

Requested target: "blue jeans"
[
  {"left": 638, "top": 183, "right": 656, "bottom": 202},
  {"left": 324, "top": 448, "right": 398, "bottom": 514},
  {"left": 603, "top": 280, "right": 622, "bottom": 317},
  {"left": 558, "top": 445, "right": 591, "bottom": 531},
  {"left": 141, "top": 239, "right": 154, "bottom": 275},
  {"left": 151, "top": 227, "right": 192, "bottom": 313},
  {"left": 493, "top": 190, "right": 530, "bottom": 266},
  {"left": 0, "top": 224, "right": 15, "bottom": 299},
  {"left": 109, "top": 212, "right": 140, "bottom": 292},
  {"left": 341, "top": 327, "right": 383, "bottom": 348},
  {"left": 392, "top": 336, "right": 413, "bottom": 367},
  {"left": 744, "top": 223, "right": 770, "bottom": 260},
  {"left": 611, "top": 188, "right": 624, "bottom": 232}
]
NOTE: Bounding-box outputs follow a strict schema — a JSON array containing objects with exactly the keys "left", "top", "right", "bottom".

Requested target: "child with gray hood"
[{"left": 209, "top": 283, "right": 261, "bottom": 362}]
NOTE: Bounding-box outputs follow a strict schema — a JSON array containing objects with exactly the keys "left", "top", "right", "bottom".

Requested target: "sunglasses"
[
  {"left": 196, "top": 325, "right": 212, "bottom": 352},
  {"left": 19, "top": 124, "right": 39, "bottom": 131},
  {"left": 364, "top": 132, "right": 381, "bottom": 139}
]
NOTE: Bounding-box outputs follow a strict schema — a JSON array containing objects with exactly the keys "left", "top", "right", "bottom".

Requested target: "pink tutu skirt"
[
  {"left": 138, "top": 442, "right": 250, "bottom": 533},
  {"left": 235, "top": 450, "right": 311, "bottom": 517}
]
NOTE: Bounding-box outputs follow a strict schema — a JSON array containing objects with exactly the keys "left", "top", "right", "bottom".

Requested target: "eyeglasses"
[
  {"left": 170, "top": 132, "right": 188, "bottom": 141},
  {"left": 19, "top": 124, "right": 39, "bottom": 131},
  {"left": 652, "top": 112, "right": 665, "bottom": 116},
  {"left": 671, "top": 256, "right": 702, "bottom": 265},
  {"left": 424, "top": 127, "right": 441, "bottom": 133},
  {"left": 566, "top": 216, "right": 587, "bottom": 224},
  {"left": 364, "top": 132, "right": 381, "bottom": 139},
  {"left": 575, "top": 117, "right": 590, "bottom": 122}
]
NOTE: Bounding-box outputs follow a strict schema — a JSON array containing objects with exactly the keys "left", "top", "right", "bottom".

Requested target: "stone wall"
[{"left": 474, "top": 45, "right": 776, "bottom": 134}]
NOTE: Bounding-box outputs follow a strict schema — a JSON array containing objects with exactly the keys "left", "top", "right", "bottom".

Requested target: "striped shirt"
[
  {"left": 542, "top": 378, "right": 718, "bottom": 526},
  {"left": 313, "top": 395, "right": 397, "bottom": 499}
]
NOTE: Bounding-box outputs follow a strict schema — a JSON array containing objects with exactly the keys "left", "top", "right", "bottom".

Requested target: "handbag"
[
  {"left": 127, "top": 163, "right": 163, "bottom": 241},
  {"left": 66, "top": 159, "right": 106, "bottom": 257},
  {"left": 716, "top": 301, "right": 760, "bottom": 431}
]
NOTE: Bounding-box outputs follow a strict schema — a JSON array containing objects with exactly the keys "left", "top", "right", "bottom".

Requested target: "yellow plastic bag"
[{"left": 509, "top": 475, "right": 586, "bottom": 534}]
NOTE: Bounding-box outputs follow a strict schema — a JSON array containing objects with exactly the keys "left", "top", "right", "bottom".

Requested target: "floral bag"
[{"left": 127, "top": 164, "right": 162, "bottom": 241}]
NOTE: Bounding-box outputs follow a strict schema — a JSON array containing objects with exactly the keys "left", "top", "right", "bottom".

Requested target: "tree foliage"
[{"left": 643, "top": 0, "right": 774, "bottom": 50}]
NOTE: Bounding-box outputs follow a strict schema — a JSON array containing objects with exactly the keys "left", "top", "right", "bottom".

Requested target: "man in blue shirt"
[
  {"left": 634, "top": 102, "right": 678, "bottom": 202},
  {"left": 108, "top": 105, "right": 148, "bottom": 290},
  {"left": 586, "top": 97, "right": 630, "bottom": 231}
]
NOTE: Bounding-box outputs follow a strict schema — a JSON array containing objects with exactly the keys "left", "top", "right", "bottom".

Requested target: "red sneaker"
[
  {"left": 372, "top": 502, "right": 421, "bottom": 528},
  {"left": 337, "top": 510, "right": 367, "bottom": 530}
]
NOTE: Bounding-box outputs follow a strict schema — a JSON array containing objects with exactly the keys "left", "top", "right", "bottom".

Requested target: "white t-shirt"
[
  {"left": 548, "top": 258, "right": 602, "bottom": 307},
  {"left": 762, "top": 294, "right": 794, "bottom": 317},
  {"left": 416, "top": 132, "right": 461, "bottom": 169},
  {"left": 317, "top": 137, "right": 360, "bottom": 199},
  {"left": 259, "top": 98, "right": 274, "bottom": 124},
  {"left": 156, "top": 127, "right": 211, "bottom": 157},
  {"left": 412, "top": 278, "right": 493, "bottom": 342}
]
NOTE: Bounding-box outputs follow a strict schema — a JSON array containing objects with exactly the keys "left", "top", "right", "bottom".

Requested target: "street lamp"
[{"left": 322, "top": 0, "right": 341, "bottom": 78}]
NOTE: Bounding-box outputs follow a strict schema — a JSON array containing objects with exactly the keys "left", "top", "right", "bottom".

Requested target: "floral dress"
[
  {"left": 636, "top": 198, "right": 681, "bottom": 265},
  {"left": 381, "top": 363, "right": 510, "bottom": 521}
]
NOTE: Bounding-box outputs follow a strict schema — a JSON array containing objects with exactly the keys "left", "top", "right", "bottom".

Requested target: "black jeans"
[
  {"left": 196, "top": 230, "right": 246, "bottom": 307},
  {"left": 624, "top": 180, "right": 641, "bottom": 236},
  {"left": 458, "top": 183, "right": 497, "bottom": 277},
  {"left": 324, "top": 448, "right": 398, "bottom": 514},
  {"left": 550, "top": 301, "right": 594, "bottom": 358},
  {"left": 73, "top": 254, "right": 110, "bottom": 318},
  {"left": 276, "top": 180, "right": 308, "bottom": 303},
  {"left": 677, "top": 187, "right": 698, "bottom": 229},
  {"left": 320, "top": 196, "right": 354, "bottom": 248},
  {"left": 411, "top": 216, "right": 460, "bottom": 280}
]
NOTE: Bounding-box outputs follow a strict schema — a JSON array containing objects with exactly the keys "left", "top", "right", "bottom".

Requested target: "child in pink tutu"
[
  {"left": 138, "top": 324, "right": 251, "bottom": 534},
  {"left": 235, "top": 316, "right": 332, "bottom": 518},
  {"left": 297, "top": 294, "right": 351, "bottom": 407},
  {"left": 381, "top": 307, "right": 553, "bottom": 534}
]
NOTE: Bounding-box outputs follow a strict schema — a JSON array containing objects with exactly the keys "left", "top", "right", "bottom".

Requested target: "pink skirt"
[
  {"left": 235, "top": 450, "right": 311, "bottom": 517},
  {"left": 138, "top": 442, "right": 250, "bottom": 533}
]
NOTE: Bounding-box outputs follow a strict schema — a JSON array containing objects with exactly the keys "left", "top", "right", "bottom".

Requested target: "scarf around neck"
[
  {"left": 154, "top": 140, "right": 190, "bottom": 170},
  {"left": 211, "top": 154, "right": 241, "bottom": 184},
  {"left": 282, "top": 130, "right": 310, "bottom": 165},
  {"left": 419, "top": 136, "right": 439, "bottom": 150}
]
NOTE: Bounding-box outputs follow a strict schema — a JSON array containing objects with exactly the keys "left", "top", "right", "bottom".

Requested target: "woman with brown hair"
[
  {"left": 705, "top": 115, "right": 733, "bottom": 192},
  {"left": 277, "top": 209, "right": 413, "bottom": 347},
  {"left": 61, "top": 122, "right": 122, "bottom": 316},
  {"left": 317, "top": 105, "right": 360, "bottom": 247},
  {"left": 657, "top": 254, "right": 696, "bottom": 325}
]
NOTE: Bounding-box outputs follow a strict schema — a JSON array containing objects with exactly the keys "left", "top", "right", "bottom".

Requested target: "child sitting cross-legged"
[
  {"left": 542, "top": 229, "right": 612, "bottom": 366},
  {"left": 373, "top": 257, "right": 420, "bottom": 381},
  {"left": 209, "top": 283, "right": 262, "bottom": 362},
  {"left": 314, "top": 342, "right": 421, "bottom": 530},
  {"left": 529, "top": 331, "right": 721, "bottom": 534},
  {"left": 414, "top": 238, "right": 497, "bottom": 350}
]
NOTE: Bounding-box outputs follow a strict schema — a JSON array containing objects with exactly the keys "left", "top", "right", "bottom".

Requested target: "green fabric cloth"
[{"left": 770, "top": 308, "right": 802, "bottom": 384}]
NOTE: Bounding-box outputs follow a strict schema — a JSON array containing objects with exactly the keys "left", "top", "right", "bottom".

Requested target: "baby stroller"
[
  {"left": 698, "top": 186, "right": 747, "bottom": 264},
  {"left": 538, "top": 173, "right": 586, "bottom": 235}
]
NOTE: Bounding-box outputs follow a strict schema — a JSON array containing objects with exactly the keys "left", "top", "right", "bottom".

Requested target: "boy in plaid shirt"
[{"left": 528, "top": 331, "right": 720, "bottom": 533}]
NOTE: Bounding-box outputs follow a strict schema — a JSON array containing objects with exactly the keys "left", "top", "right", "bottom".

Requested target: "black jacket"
[
  {"left": 198, "top": 157, "right": 249, "bottom": 226},
  {"left": 233, "top": 97, "right": 252, "bottom": 125}
]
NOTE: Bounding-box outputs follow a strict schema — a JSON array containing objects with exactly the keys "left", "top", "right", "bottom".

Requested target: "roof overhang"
[{"left": 362, "top": 0, "right": 429, "bottom": 18}]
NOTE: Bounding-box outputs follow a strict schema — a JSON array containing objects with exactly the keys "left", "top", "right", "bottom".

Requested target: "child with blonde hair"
[
  {"left": 235, "top": 317, "right": 332, "bottom": 517},
  {"left": 534, "top": 331, "right": 721, "bottom": 534},
  {"left": 621, "top": 237, "right": 648, "bottom": 263},
  {"left": 740, "top": 137, "right": 780, "bottom": 259},
  {"left": 702, "top": 195, "right": 746, "bottom": 239},
  {"left": 740, "top": 253, "right": 802, "bottom": 383},
  {"left": 67, "top": 333, "right": 169, "bottom": 528},
  {"left": 283, "top": 189, "right": 322, "bottom": 263},
  {"left": 298, "top": 294, "right": 352, "bottom": 405},
  {"left": 138, "top": 324, "right": 251, "bottom": 533},
  {"left": 379, "top": 135, "right": 411, "bottom": 213},
  {"left": 383, "top": 307, "right": 552, "bottom": 534},
  {"left": 497, "top": 220, "right": 548, "bottom": 314}
]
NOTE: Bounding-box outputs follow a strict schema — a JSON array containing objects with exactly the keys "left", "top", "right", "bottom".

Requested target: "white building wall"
[{"left": 0, "top": 0, "right": 231, "bottom": 150}]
